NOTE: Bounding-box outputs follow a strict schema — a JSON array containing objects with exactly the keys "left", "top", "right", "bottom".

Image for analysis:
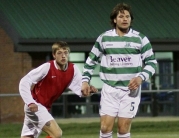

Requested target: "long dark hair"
[{"left": 110, "top": 3, "right": 134, "bottom": 28}]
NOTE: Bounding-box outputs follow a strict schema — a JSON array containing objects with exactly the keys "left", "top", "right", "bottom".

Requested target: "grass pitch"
[{"left": 1, "top": 118, "right": 179, "bottom": 138}]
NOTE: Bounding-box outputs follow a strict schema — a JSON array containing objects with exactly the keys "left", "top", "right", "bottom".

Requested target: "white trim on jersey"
[{"left": 19, "top": 60, "right": 83, "bottom": 106}]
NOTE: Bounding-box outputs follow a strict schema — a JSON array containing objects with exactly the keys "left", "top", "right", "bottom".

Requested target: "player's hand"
[
  {"left": 28, "top": 103, "right": 38, "bottom": 112},
  {"left": 128, "top": 76, "right": 143, "bottom": 91},
  {"left": 81, "top": 82, "right": 91, "bottom": 96},
  {"left": 90, "top": 85, "right": 98, "bottom": 93}
]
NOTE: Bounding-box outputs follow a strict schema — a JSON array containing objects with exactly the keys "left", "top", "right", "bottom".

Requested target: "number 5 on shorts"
[{"left": 130, "top": 102, "right": 135, "bottom": 111}]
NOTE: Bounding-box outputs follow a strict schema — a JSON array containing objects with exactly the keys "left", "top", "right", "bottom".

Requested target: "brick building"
[{"left": 0, "top": 27, "right": 31, "bottom": 123}]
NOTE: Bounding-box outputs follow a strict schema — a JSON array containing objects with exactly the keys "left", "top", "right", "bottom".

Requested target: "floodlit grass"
[{"left": 1, "top": 121, "right": 179, "bottom": 138}]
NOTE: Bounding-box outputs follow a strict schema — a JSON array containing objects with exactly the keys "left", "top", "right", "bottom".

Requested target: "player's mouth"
[
  {"left": 122, "top": 23, "right": 128, "bottom": 25},
  {"left": 61, "top": 59, "right": 67, "bottom": 63}
]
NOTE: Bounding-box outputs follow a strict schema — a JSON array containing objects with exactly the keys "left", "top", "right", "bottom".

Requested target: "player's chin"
[
  {"left": 61, "top": 61, "right": 68, "bottom": 65},
  {"left": 118, "top": 26, "right": 129, "bottom": 30}
]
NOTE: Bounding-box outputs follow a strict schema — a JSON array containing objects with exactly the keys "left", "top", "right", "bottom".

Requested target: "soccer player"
[
  {"left": 81, "top": 3, "right": 157, "bottom": 138},
  {"left": 19, "top": 41, "right": 98, "bottom": 138}
]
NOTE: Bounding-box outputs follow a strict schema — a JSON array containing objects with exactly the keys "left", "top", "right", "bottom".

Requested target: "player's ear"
[{"left": 114, "top": 19, "right": 116, "bottom": 23}]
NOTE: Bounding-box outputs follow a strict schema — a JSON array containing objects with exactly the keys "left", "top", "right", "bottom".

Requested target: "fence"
[{"left": 1, "top": 89, "right": 179, "bottom": 118}]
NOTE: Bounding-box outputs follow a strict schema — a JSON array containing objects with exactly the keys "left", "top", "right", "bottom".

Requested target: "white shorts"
[
  {"left": 21, "top": 103, "right": 54, "bottom": 137},
  {"left": 99, "top": 83, "right": 141, "bottom": 118}
]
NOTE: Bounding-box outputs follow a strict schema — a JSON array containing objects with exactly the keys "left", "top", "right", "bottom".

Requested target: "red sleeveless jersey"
[{"left": 31, "top": 61, "right": 74, "bottom": 110}]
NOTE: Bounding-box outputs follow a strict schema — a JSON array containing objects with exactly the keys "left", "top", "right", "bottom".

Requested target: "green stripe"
[
  {"left": 82, "top": 72, "right": 91, "bottom": 79},
  {"left": 89, "top": 52, "right": 100, "bottom": 62},
  {"left": 102, "top": 79, "right": 129, "bottom": 87},
  {"left": 102, "top": 36, "right": 141, "bottom": 43},
  {"left": 105, "top": 48, "right": 140, "bottom": 54},
  {"left": 84, "top": 63, "right": 96, "bottom": 70},
  {"left": 141, "top": 43, "right": 152, "bottom": 54},
  {"left": 145, "top": 55, "right": 156, "bottom": 62},
  {"left": 94, "top": 42, "right": 103, "bottom": 52},
  {"left": 145, "top": 62, "right": 157, "bottom": 70},
  {"left": 100, "top": 66, "right": 142, "bottom": 74},
  {"left": 138, "top": 32, "right": 145, "bottom": 39},
  {"left": 143, "top": 69, "right": 152, "bottom": 78}
]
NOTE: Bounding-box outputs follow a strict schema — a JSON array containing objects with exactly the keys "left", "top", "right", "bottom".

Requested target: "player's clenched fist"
[
  {"left": 28, "top": 103, "right": 38, "bottom": 112},
  {"left": 81, "top": 82, "right": 98, "bottom": 96},
  {"left": 128, "top": 76, "right": 143, "bottom": 91},
  {"left": 90, "top": 85, "right": 98, "bottom": 93}
]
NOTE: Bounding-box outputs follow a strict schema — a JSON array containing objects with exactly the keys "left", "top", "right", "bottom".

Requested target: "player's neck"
[
  {"left": 116, "top": 27, "right": 129, "bottom": 36},
  {"left": 56, "top": 62, "right": 67, "bottom": 71},
  {"left": 58, "top": 64, "right": 67, "bottom": 70}
]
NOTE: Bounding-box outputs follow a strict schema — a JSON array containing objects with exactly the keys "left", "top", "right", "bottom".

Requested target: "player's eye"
[
  {"left": 57, "top": 51, "right": 69, "bottom": 56},
  {"left": 64, "top": 51, "right": 69, "bottom": 55}
]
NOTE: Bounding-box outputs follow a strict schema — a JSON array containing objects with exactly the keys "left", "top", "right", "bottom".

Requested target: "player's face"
[
  {"left": 53, "top": 48, "right": 69, "bottom": 68},
  {"left": 114, "top": 10, "right": 131, "bottom": 31}
]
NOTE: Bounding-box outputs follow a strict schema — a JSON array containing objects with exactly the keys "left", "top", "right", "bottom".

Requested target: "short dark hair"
[
  {"left": 110, "top": 3, "right": 134, "bottom": 28},
  {"left": 52, "top": 41, "right": 70, "bottom": 54}
]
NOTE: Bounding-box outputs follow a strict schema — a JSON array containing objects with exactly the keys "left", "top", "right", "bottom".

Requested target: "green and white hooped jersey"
[{"left": 82, "top": 29, "right": 157, "bottom": 90}]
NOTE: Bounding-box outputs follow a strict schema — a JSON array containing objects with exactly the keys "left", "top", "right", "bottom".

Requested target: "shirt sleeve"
[
  {"left": 139, "top": 36, "right": 157, "bottom": 81},
  {"left": 19, "top": 63, "right": 50, "bottom": 105},
  {"left": 82, "top": 35, "right": 103, "bottom": 83},
  {"left": 68, "top": 64, "right": 83, "bottom": 97}
]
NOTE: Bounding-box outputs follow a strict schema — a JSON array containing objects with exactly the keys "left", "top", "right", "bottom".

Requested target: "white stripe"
[
  {"left": 145, "top": 60, "right": 157, "bottom": 64},
  {"left": 82, "top": 77, "right": 90, "bottom": 83},
  {"left": 142, "top": 72, "right": 150, "bottom": 81},
  {"left": 83, "top": 68, "right": 93, "bottom": 75},
  {"left": 100, "top": 72, "right": 137, "bottom": 81},
  {"left": 104, "top": 41, "right": 142, "bottom": 49},
  {"left": 86, "top": 57, "right": 98, "bottom": 66},
  {"left": 144, "top": 65, "right": 156, "bottom": 75},
  {"left": 91, "top": 46, "right": 101, "bottom": 58},
  {"left": 142, "top": 49, "right": 154, "bottom": 60},
  {"left": 101, "top": 54, "right": 142, "bottom": 68},
  {"left": 142, "top": 36, "right": 150, "bottom": 46},
  {"left": 104, "top": 41, "right": 126, "bottom": 48}
]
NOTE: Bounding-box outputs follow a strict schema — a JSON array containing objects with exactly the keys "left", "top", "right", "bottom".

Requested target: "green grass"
[{"left": 1, "top": 121, "right": 179, "bottom": 138}]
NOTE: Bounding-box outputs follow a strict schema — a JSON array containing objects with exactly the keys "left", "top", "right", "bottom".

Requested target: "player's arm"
[
  {"left": 82, "top": 36, "right": 103, "bottom": 95},
  {"left": 128, "top": 36, "right": 157, "bottom": 91},
  {"left": 68, "top": 64, "right": 98, "bottom": 97},
  {"left": 81, "top": 82, "right": 98, "bottom": 96},
  {"left": 19, "top": 63, "right": 50, "bottom": 109},
  {"left": 138, "top": 36, "right": 157, "bottom": 81}
]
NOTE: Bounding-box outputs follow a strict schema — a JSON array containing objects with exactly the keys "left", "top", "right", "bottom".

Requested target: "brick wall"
[{"left": 0, "top": 27, "right": 32, "bottom": 123}]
